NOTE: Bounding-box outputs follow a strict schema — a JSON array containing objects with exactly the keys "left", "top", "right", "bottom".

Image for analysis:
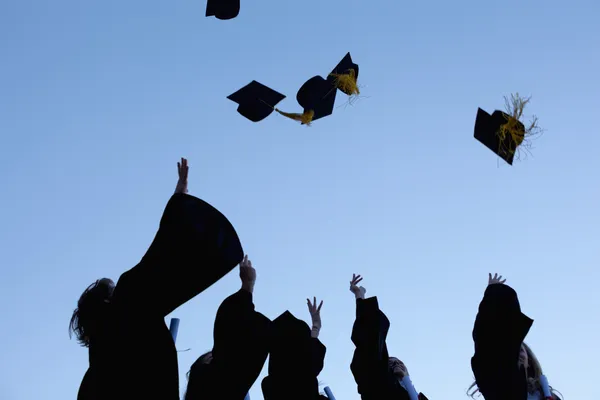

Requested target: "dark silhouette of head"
[
  {"left": 184, "top": 351, "right": 213, "bottom": 400},
  {"left": 69, "top": 278, "right": 115, "bottom": 347},
  {"left": 468, "top": 342, "right": 562, "bottom": 399}
]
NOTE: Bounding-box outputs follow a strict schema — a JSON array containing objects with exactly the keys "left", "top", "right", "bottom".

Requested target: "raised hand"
[
  {"left": 388, "top": 357, "right": 409, "bottom": 379},
  {"left": 307, "top": 296, "right": 324, "bottom": 338},
  {"left": 240, "top": 255, "right": 256, "bottom": 293},
  {"left": 174, "top": 157, "right": 189, "bottom": 194},
  {"left": 349, "top": 273, "right": 366, "bottom": 299},
  {"left": 488, "top": 273, "right": 506, "bottom": 286}
]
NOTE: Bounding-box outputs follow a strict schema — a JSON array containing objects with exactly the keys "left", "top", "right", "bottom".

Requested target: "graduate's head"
[
  {"left": 520, "top": 342, "right": 542, "bottom": 378},
  {"left": 197, "top": 351, "right": 213, "bottom": 365},
  {"left": 69, "top": 278, "right": 115, "bottom": 347},
  {"left": 468, "top": 342, "right": 561, "bottom": 398},
  {"left": 184, "top": 351, "right": 214, "bottom": 400},
  {"left": 388, "top": 357, "right": 408, "bottom": 378},
  {"left": 520, "top": 342, "right": 547, "bottom": 392}
]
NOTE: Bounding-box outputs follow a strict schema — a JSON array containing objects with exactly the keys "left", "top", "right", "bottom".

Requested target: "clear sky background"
[{"left": 1, "top": 0, "right": 599, "bottom": 399}]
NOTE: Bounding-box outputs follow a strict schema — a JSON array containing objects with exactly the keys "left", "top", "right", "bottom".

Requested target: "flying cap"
[
  {"left": 206, "top": 0, "right": 240, "bottom": 20},
  {"left": 227, "top": 81, "right": 286, "bottom": 122}
]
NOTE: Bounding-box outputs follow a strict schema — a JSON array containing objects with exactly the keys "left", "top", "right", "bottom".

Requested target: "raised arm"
[
  {"left": 213, "top": 255, "right": 258, "bottom": 352},
  {"left": 174, "top": 158, "right": 189, "bottom": 194},
  {"left": 473, "top": 273, "right": 533, "bottom": 349},
  {"left": 349, "top": 274, "right": 403, "bottom": 400},
  {"left": 200, "top": 256, "right": 270, "bottom": 399},
  {"left": 307, "top": 296, "right": 326, "bottom": 375},
  {"left": 471, "top": 273, "right": 533, "bottom": 400},
  {"left": 113, "top": 158, "right": 244, "bottom": 317}
]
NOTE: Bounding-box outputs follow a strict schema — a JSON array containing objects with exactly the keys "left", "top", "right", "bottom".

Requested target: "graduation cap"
[
  {"left": 474, "top": 108, "right": 522, "bottom": 165},
  {"left": 474, "top": 94, "right": 541, "bottom": 165},
  {"left": 277, "top": 52, "right": 359, "bottom": 125},
  {"left": 272, "top": 76, "right": 337, "bottom": 125},
  {"left": 227, "top": 52, "right": 360, "bottom": 127},
  {"left": 227, "top": 79, "right": 335, "bottom": 126},
  {"left": 206, "top": 0, "right": 240, "bottom": 20},
  {"left": 328, "top": 52, "right": 360, "bottom": 97},
  {"left": 227, "top": 80, "right": 286, "bottom": 122}
]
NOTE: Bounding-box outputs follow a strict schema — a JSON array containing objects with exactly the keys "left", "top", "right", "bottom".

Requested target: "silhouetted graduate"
[
  {"left": 262, "top": 300, "right": 328, "bottom": 400},
  {"left": 71, "top": 158, "right": 244, "bottom": 400},
  {"left": 185, "top": 255, "right": 271, "bottom": 400},
  {"left": 349, "top": 274, "right": 429, "bottom": 400},
  {"left": 470, "top": 273, "right": 561, "bottom": 400}
]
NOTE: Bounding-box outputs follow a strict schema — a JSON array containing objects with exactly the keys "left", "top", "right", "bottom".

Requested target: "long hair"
[
  {"left": 69, "top": 278, "right": 114, "bottom": 347},
  {"left": 467, "top": 342, "right": 561, "bottom": 398},
  {"left": 184, "top": 351, "right": 213, "bottom": 400}
]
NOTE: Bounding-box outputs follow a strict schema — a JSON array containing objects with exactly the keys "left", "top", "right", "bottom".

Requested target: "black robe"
[
  {"left": 186, "top": 288, "right": 271, "bottom": 400},
  {"left": 261, "top": 311, "right": 329, "bottom": 400},
  {"left": 471, "top": 284, "right": 534, "bottom": 400},
  {"left": 78, "top": 193, "right": 244, "bottom": 400},
  {"left": 350, "top": 296, "right": 429, "bottom": 400}
]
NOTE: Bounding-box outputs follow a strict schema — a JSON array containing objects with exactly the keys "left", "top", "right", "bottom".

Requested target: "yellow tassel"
[
  {"left": 275, "top": 109, "right": 314, "bottom": 125},
  {"left": 496, "top": 93, "right": 541, "bottom": 158},
  {"left": 329, "top": 69, "right": 359, "bottom": 96}
]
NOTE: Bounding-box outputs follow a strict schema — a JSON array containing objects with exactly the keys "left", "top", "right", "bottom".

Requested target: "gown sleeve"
[
  {"left": 113, "top": 193, "right": 244, "bottom": 317},
  {"left": 350, "top": 297, "right": 410, "bottom": 400},
  {"left": 211, "top": 289, "right": 271, "bottom": 399},
  {"left": 311, "top": 337, "right": 327, "bottom": 377},
  {"left": 471, "top": 284, "right": 533, "bottom": 400}
]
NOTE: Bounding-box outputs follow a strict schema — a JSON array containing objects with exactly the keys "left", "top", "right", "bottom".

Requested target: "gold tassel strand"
[
  {"left": 329, "top": 69, "right": 360, "bottom": 96},
  {"left": 275, "top": 109, "right": 315, "bottom": 125}
]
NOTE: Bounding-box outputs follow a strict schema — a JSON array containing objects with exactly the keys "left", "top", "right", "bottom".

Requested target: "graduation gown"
[
  {"left": 78, "top": 193, "right": 244, "bottom": 400},
  {"left": 261, "top": 311, "right": 328, "bottom": 400},
  {"left": 186, "top": 288, "right": 271, "bottom": 400},
  {"left": 350, "top": 297, "right": 428, "bottom": 400},
  {"left": 471, "top": 284, "right": 534, "bottom": 400}
]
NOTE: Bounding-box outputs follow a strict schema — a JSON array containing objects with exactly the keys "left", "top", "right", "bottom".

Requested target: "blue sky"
[{"left": 1, "top": 0, "right": 599, "bottom": 399}]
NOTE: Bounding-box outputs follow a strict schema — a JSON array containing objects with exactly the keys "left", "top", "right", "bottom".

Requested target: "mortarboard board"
[
  {"left": 328, "top": 52, "right": 360, "bottom": 97},
  {"left": 295, "top": 76, "right": 337, "bottom": 122},
  {"left": 474, "top": 108, "right": 522, "bottom": 165},
  {"left": 228, "top": 52, "right": 360, "bottom": 126},
  {"left": 227, "top": 78, "right": 336, "bottom": 126},
  {"left": 227, "top": 80, "right": 286, "bottom": 122},
  {"left": 474, "top": 94, "right": 542, "bottom": 165},
  {"left": 272, "top": 75, "right": 336, "bottom": 126},
  {"left": 206, "top": 0, "right": 240, "bottom": 20}
]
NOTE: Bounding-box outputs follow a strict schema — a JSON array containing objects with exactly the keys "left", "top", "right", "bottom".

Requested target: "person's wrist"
[
  {"left": 241, "top": 281, "right": 255, "bottom": 293},
  {"left": 311, "top": 326, "right": 320, "bottom": 338}
]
